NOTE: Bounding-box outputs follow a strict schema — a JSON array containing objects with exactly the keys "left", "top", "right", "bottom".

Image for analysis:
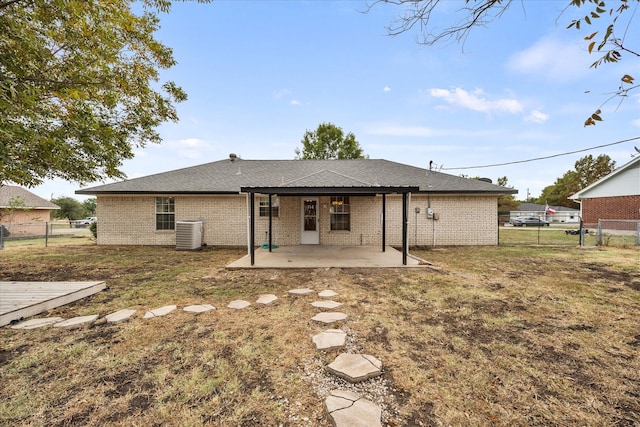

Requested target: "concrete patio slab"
[{"left": 227, "top": 246, "right": 429, "bottom": 269}]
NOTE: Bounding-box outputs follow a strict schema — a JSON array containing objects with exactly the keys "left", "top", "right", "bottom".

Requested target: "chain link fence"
[
  {"left": 0, "top": 221, "right": 92, "bottom": 249},
  {"left": 499, "top": 219, "right": 639, "bottom": 247}
]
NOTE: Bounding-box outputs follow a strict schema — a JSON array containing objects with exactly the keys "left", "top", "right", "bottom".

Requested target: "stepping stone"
[
  {"left": 10, "top": 317, "right": 64, "bottom": 330},
  {"left": 256, "top": 294, "right": 278, "bottom": 305},
  {"left": 183, "top": 304, "right": 215, "bottom": 313},
  {"left": 289, "top": 288, "right": 314, "bottom": 296},
  {"left": 325, "top": 390, "right": 382, "bottom": 427},
  {"left": 143, "top": 305, "right": 177, "bottom": 319},
  {"left": 326, "top": 353, "right": 383, "bottom": 383},
  {"left": 311, "top": 312, "right": 348, "bottom": 324},
  {"left": 311, "top": 300, "right": 343, "bottom": 310},
  {"left": 54, "top": 314, "right": 99, "bottom": 329},
  {"left": 319, "top": 290, "right": 339, "bottom": 298},
  {"left": 227, "top": 300, "right": 251, "bottom": 310},
  {"left": 105, "top": 309, "right": 137, "bottom": 323},
  {"left": 312, "top": 329, "right": 347, "bottom": 350}
]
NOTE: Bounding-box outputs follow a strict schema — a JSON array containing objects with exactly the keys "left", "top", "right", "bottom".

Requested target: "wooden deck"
[{"left": 0, "top": 281, "right": 106, "bottom": 327}]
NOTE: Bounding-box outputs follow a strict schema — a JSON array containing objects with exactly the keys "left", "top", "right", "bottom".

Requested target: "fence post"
[
  {"left": 596, "top": 220, "right": 602, "bottom": 246},
  {"left": 637, "top": 221, "right": 640, "bottom": 247},
  {"left": 579, "top": 217, "right": 584, "bottom": 247},
  {"left": 0, "top": 224, "right": 3, "bottom": 250},
  {"left": 45, "top": 222, "right": 49, "bottom": 247}
]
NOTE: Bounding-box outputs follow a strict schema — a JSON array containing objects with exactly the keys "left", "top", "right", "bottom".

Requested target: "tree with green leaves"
[
  {"left": 295, "top": 123, "right": 368, "bottom": 160},
  {"left": 82, "top": 198, "right": 97, "bottom": 216},
  {"left": 496, "top": 176, "right": 519, "bottom": 213},
  {"left": 0, "top": 0, "right": 204, "bottom": 188},
  {"left": 51, "top": 196, "right": 84, "bottom": 221},
  {"left": 536, "top": 154, "right": 615, "bottom": 208},
  {"left": 369, "top": 0, "right": 638, "bottom": 125}
]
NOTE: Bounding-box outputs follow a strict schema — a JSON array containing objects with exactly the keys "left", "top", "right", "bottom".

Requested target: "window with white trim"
[
  {"left": 330, "top": 196, "right": 350, "bottom": 231},
  {"left": 259, "top": 197, "right": 279, "bottom": 217},
  {"left": 155, "top": 197, "right": 175, "bottom": 230}
]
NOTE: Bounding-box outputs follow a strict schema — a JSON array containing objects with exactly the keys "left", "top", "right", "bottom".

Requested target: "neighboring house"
[
  {"left": 570, "top": 156, "right": 640, "bottom": 229},
  {"left": 77, "top": 156, "right": 517, "bottom": 250},
  {"left": 510, "top": 203, "right": 580, "bottom": 224},
  {"left": 0, "top": 186, "right": 60, "bottom": 236}
]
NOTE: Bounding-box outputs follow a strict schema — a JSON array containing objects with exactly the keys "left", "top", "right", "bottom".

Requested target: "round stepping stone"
[
  {"left": 54, "top": 314, "right": 99, "bottom": 329},
  {"left": 143, "top": 305, "right": 177, "bottom": 319},
  {"left": 318, "top": 290, "right": 339, "bottom": 298},
  {"left": 256, "top": 294, "right": 278, "bottom": 305},
  {"left": 288, "top": 288, "right": 314, "bottom": 296},
  {"left": 10, "top": 317, "right": 64, "bottom": 330},
  {"left": 311, "top": 300, "right": 343, "bottom": 310},
  {"left": 326, "top": 353, "right": 383, "bottom": 383},
  {"left": 325, "top": 390, "right": 382, "bottom": 427},
  {"left": 312, "top": 329, "right": 347, "bottom": 350},
  {"left": 105, "top": 309, "right": 137, "bottom": 323},
  {"left": 311, "top": 312, "right": 348, "bottom": 324},
  {"left": 227, "top": 300, "right": 251, "bottom": 310},
  {"left": 183, "top": 304, "right": 215, "bottom": 313}
]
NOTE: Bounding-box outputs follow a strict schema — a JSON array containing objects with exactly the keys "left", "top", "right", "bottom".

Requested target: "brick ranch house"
[
  {"left": 77, "top": 157, "right": 517, "bottom": 254},
  {"left": 0, "top": 185, "right": 60, "bottom": 237},
  {"left": 570, "top": 156, "right": 640, "bottom": 229}
]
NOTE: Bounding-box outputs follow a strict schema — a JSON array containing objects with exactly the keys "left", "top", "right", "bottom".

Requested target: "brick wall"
[
  {"left": 581, "top": 195, "right": 640, "bottom": 227},
  {"left": 96, "top": 193, "right": 499, "bottom": 246}
]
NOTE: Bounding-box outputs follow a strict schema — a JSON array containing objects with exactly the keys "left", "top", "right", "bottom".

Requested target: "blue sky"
[{"left": 33, "top": 1, "right": 639, "bottom": 202}]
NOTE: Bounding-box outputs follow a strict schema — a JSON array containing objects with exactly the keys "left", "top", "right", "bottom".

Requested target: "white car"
[{"left": 76, "top": 217, "right": 97, "bottom": 225}]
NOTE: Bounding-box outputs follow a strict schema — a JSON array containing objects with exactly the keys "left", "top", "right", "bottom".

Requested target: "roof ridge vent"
[{"left": 229, "top": 153, "right": 238, "bottom": 162}]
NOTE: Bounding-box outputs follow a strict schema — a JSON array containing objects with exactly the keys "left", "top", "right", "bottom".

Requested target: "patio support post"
[
  {"left": 381, "top": 194, "right": 386, "bottom": 252},
  {"left": 268, "top": 194, "right": 273, "bottom": 252},
  {"left": 250, "top": 192, "right": 255, "bottom": 266},
  {"left": 402, "top": 192, "right": 408, "bottom": 265}
]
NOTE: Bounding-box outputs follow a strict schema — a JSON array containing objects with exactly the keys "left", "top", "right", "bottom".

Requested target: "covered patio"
[{"left": 226, "top": 245, "right": 432, "bottom": 269}]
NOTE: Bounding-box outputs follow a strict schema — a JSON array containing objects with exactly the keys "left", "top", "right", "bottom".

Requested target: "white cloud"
[
  {"left": 632, "top": 118, "right": 640, "bottom": 128},
  {"left": 273, "top": 89, "right": 291, "bottom": 100},
  {"left": 525, "top": 110, "right": 550, "bottom": 124},
  {"left": 429, "top": 87, "right": 524, "bottom": 115},
  {"left": 290, "top": 99, "right": 302, "bottom": 106},
  {"left": 383, "top": 86, "right": 391, "bottom": 92},
  {"left": 165, "top": 138, "right": 217, "bottom": 160},
  {"left": 508, "top": 37, "right": 588, "bottom": 81}
]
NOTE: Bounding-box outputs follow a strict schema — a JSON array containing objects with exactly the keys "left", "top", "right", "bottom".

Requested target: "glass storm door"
[{"left": 301, "top": 198, "right": 319, "bottom": 244}]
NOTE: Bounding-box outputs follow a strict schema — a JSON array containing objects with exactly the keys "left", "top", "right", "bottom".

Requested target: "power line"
[{"left": 441, "top": 136, "right": 640, "bottom": 170}]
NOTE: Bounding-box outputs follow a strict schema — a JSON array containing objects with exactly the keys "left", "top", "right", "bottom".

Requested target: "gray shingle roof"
[
  {"left": 0, "top": 186, "right": 60, "bottom": 209},
  {"left": 76, "top": 158, "right": 517, "bottom": 195}
]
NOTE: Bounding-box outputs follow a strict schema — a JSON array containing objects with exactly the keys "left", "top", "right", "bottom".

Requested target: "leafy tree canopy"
[
  {"left": 369, "top": 0, "right": 639, "bottom": 125},
  {"left": 51, "top": 196, "right": 85, "bottom": 220},
  {"left": 0, "top": 0, "right": 205, "bottom": 188},
  {"left": 496, "top": 176, "right": 519, "bottom": 213},
  {"left": 295, "top": 123, "right": 368, "bottom": 160},
  {"left": 82, "top": 198, "right": 97, "bottom": 216},
  {"left": 536, "top": 154, "right": 615, "bottom": 208}
]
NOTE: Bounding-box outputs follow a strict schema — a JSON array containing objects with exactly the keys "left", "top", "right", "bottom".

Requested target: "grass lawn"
[{"left": 1, "top": 243, "right": 639, "bottom": 426}]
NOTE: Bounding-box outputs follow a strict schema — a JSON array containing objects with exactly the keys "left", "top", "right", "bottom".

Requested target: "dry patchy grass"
[{"left": 1, "top": 244, "right": 639, "bottom": 426}]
